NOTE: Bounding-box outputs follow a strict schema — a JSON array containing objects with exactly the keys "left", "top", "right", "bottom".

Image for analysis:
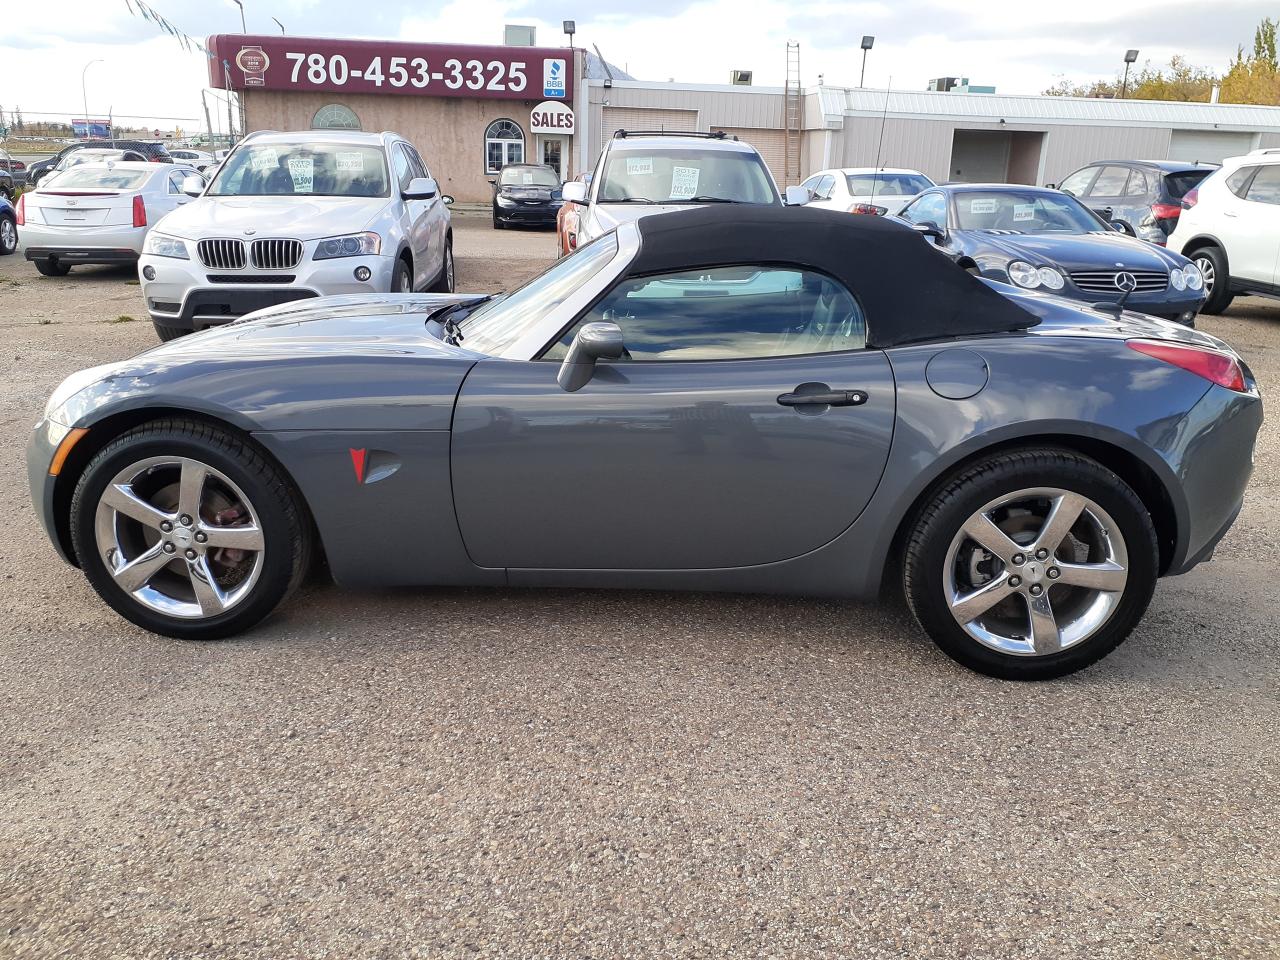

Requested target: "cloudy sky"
[{"left": 1, "top": 0, "right": 1270, "bottom": 131}]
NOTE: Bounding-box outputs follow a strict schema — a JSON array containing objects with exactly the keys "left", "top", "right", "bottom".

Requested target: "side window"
[
  {"left": 392, "top": 144, "right": 414, "bottom": 192},
  {"left": 1087, "top": 166, "right": 1130, "bottom": 197},
  {"left": 1057, "top": 167, "right": 1097, "bottom": 196},
  {"left": 815, "top": 174, "right": 836, "bottom": 199},
  {"left": 404, "top": 144, "right": 430, "bottom": 180},
  {"left": 1245, "top": 165, "right": 1280, "bottom": 205},
  {"left": 167, "top": 171, "right": 187, "bottom": 194},
  {"left": 901, "top": 192, "right": 948, "bottom": 227},
  {"left": 801, "top": 174, "right": 822, "bottom": 193},
  {"left": 1226, "top": 166, "right": 1257, "bottom": 198},
  {"left": 1124, "top": 169, "right": 1149, "bottom": 197},
  {"left": 544, "top": 266, "right": 866, "bottom": 361}
]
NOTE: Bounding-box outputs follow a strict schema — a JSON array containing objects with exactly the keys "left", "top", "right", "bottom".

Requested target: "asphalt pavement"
[{"left": 0, "top": 214, "right": 1277, "bottom": 959}]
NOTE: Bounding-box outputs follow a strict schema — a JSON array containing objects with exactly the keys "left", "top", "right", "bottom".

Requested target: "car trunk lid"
[{"left": 29, "top": 190, "right": 138, "bottom": 227}]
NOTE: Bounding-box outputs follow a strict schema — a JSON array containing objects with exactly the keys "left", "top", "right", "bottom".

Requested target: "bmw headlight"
[
  {"left": 142, "top": 233, "right": 189, "bottom": 260},
  {"left": 313, "top": 231, "right": 381, "bottom": 260},
  {"left": 1170, "top": 266, "right": 1187, "bottom": 291},
  {"left": 1183, "top": 262, "right": 1203, "bottom": 291},
  {"left": 1008, "top": 260, "right": 1041, "bottom": 288},
  {"left": 1037, "top": 267, "right": 1065, "bottom": 291}
]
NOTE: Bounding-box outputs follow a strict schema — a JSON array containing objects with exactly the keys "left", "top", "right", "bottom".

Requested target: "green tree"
[{"left": 1221, "top": 18, "right": 1280, "bottom": 104}]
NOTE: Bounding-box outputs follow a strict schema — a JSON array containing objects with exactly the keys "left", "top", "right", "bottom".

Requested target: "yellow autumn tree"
[{"left": 1220, "top": 18, "right": 1280, "bottom": 104}]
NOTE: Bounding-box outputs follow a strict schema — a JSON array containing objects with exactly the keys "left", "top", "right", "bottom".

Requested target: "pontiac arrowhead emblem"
[{"left": 350, "top": 448, "right": 367, "bottom": 484}]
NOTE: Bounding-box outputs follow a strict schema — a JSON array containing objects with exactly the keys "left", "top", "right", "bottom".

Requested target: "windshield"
[
  {"left": 845, "top": 172, "right": 932, "bottom": 196},
  {"left": 461, "top": 233, "right": 620, "bottom": 356},
  {"left": 953, "top": 190, "right": 1106, "bottom": 234},
  {"left": 208, "top": 143, "right": 389, "bottom": 198},
  {"left": 598, "top": 148, "right": 778, "bottom": 204},
  {"left": 500, "top": 165, "right": 559, "bottom": 187},
  {"left": 45, "top": 168, "right": 150, "bottom": 190}
]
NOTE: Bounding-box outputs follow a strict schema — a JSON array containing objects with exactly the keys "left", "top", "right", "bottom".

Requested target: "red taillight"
[
  {"left": 1150, "top": 201, "right": 1182, "bottom": 220},
  {"left": 568, "top": 232, "right": 577, "bottom": 250},
  {"left": 132, "top": 194, "right": 147, "bottom": 228},
  {"left": 850, "top": 202, "right": 888, "bottom": 215},
  {"left": 1181, "top": 187, "right": 1199, "bottom": 210},
  {"left": 1128, "top": 339, "right": 1246, "bottom": 392},
  {"left": 14, "top": 193, "right": 24, "bottom": 226}
]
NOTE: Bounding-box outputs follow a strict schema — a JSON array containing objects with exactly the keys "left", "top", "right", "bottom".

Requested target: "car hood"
[
  {"left": 588, "top": 202, "right": 687, "bottom": 233},
  {"left": 968, "top": 230, "right": 1186, "bottom": 271},
  {"left": 154, "top": 195, "right": 390, "bottom": 240}
]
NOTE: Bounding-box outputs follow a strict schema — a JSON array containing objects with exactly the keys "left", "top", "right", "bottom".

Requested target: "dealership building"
[{"left": 211, "top": 31, "right": 1280, "bottom": 202}]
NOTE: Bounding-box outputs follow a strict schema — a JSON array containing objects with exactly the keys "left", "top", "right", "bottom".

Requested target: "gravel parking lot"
[{"left": 1, "top": 212, "right": 1277, "bottom": 959}]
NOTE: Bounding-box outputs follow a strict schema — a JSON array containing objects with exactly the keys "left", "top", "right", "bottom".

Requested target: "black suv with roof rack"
[
  {"left": 26, "top": 140, "right": 172, "bottom": 189},
  {"left": 1052, "top": 160, "right": 1216, "bottom": 246}
]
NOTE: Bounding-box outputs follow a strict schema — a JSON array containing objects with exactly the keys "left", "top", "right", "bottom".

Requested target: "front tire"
[
  {"left": 1193, "top": 246, "right": 1234, "bottom": 315},
  {"left": 0, "top": 216, "right": 16, "bottom": 256},
  {"left": 903, "top": 449, "right": 1157, "bottom": 680},
  {"left": 34, "top": 258, "right": 71, "bottom": 277},
  {"left": 152, "top": 321, "right": 189, "bottom": 342},
  {"left": 69, "top": 419, "right": 311, "bottom": 640},
  {"left": 430, "top": 237, "right": 455, "bottom": 292},
  {"left": 391, "top": 256, "right": 413, "bottom": 293}
]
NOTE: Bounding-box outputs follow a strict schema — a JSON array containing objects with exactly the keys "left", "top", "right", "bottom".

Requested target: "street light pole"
[
  {"left": 860, "top": 36, "right": 875, "bottom": 88},
  {"left": 272, "top": 16, "right": 284, "bottom": 34},
  {"left": 81, "top": 59, "right": 103, "bottom": 140},
  {"left": 230, "top": 0, "right": 246, "bottom": 32},
  {"left": 1121, "top": 49, "right": 1139, "bottom": 98}
]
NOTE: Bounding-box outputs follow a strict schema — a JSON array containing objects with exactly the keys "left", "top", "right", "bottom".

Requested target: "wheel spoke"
[
  {"left": 1055, "top": 560, "right": 1127, "bottom": 592},
  {"left": 101, "top": 484, "right": 170, "bottom": 530},
  {"left": 961, "top": 513, "right": 1022, "bottom": 563},
  {"left": 950, "top": 575, "right": 1015, "bottom": 624},
  {"left": 200, "top": 524, "right": 265, "bottom": 551},
  {"left": 1027, "top": 592, "right": 1062, "bottom": 654},
  {"left": 1034, "top": 492, "right": 1086, "bottom": 555},
  {"left": 186, "top": 556, "right": 228, "bottom": 616},
  {"left": 177, "top": 460, "right": 208, "bottom": 521},
  {"left": 112, "top": 543, "right": 173, "bottom": 593}
]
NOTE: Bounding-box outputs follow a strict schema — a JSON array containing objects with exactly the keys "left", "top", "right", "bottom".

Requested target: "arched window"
[
  {"left": 312, "top": 104, "right": 361, "bottom": 130},
  {"left": 485, "top": 118, "right": 524, "bottom": 174}
]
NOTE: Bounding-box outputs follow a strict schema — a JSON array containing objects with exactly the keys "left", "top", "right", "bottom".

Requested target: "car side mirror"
[
  {"left": 181, "top": 174, "right": 205, "bottom": 197},
  {"left": 912, "top": 221, "right": 946, "bottom": 242},
  {"left": 562, "top": 181, "right": 588, "bottom": 204},
  {"left": 784, "top": 185, "right": 811, "bottom": 206},
  {"left": 557, "top": 321, "right": 625, "bottom": 392},
  {"left": 404, "top": 176, "right": 438, "bottom": 200},
  {"left": 443, "top": 195, "right": 454, "bottom": 206},
  {"left": 1045, "top": 182, "right": 1057, "bottom": 190}
]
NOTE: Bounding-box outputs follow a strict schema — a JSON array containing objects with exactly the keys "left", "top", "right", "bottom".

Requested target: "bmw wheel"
[
  {"left": 69, "top": 419, "right": 311, "bottom": 640},
  {"left": 904, "top": 449, "right": 1157, "bottom": 679},
  {"left": 391, "top": 257, "right": 413, "bottom": 293},
  {"left": 1193, "top": 246, "right": 1234, "bottom": 315}
]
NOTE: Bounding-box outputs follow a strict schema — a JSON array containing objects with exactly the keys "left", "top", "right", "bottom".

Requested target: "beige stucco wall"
[{"left": 242, "top": 89, "right": 579, "bottom": 203}]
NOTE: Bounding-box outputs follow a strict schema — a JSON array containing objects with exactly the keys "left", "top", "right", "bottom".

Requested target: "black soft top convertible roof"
[{"left": 627, "top": 205, "right": 1037, "bottom": 348}]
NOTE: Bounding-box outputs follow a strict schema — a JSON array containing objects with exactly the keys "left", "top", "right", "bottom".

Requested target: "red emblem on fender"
[{"left": 349, "top": 448, "right": 367, "bottom": 484}]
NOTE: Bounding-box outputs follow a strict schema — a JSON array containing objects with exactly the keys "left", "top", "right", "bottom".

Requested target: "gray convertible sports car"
[{"left": 29, "top": 206, "right": 1261, "bottom": 679}]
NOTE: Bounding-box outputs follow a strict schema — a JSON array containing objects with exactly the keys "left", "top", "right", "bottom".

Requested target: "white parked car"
[
  {"left": 18, "top": 161, "right": 204, "bottom": 277},
  {"left": 138, "top": 130, "right": 454, "bottom": 341},
  {"left": 800, "top": 167, "right": 935, "bottom": 216},
  {"left": 561, "top": 131, "right": 787, "bottom": 251},
  {"left": 1167, "top": 153, "right": 1280, "bottom": 314},
  {"left": 168, "top": 148, "right": 216, "bottom": 171}
]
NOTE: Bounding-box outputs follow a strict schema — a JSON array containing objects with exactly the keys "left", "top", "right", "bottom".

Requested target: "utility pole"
[
  {"left": 81, "top": 59, "right": 103, "bottom": 139},
  {"left": 230, "top": 0, "right": 246, "bottom": 32},
  {"left": 201, "top": 90, "right": 215, "bottom": 148}
]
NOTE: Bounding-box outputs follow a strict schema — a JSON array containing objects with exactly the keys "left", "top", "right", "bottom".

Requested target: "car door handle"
[
  {"left": 1224, "top": 210, "right": 1238, "bottom": 218},
  {"left": 777, "top": 389, "right": 869, "bottom": 407}
]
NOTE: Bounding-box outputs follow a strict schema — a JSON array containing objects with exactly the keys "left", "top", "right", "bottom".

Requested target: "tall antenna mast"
[{"left": 870, "top": 77, "right": 892, "bottom": 208}]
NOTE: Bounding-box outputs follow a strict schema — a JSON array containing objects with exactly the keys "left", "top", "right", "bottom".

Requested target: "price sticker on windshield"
[
  {"left": 250, "top": 148, "right": 278, "bottom": 171},
  {"left": 335, "top": 152, "right": 364, "bottom": 172},
  {"left": 288, "top": 157, "right": 314, "bottom": 192},
  {"left": 670, "top": 165, "right": 700, "bottom": 200},
  {"left": 1013, "top": 203, "right": 1037, "bottom": 221},
  {"left": 969, "top": 198, "right": 999, "bottom": 214},
  {"left": 626, "top": 157, "right": 653, "bottom": 176}
]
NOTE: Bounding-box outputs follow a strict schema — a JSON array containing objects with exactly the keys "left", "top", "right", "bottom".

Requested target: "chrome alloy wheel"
[
  {"left": 944, "top": 487, "right": 1129, "bottom": 656},
  {"left": 93, "top": 456, "right": 266, "bottom": 619},
  {"left": 0, "top": 218, "right": 15, "bottom": 253},
  {"left": 1194, "top": 254, "right": 1216, "bottom": 295}
]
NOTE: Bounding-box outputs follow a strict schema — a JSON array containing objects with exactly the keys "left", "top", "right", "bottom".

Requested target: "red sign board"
[{"left": 206, "top": 35, "right": 574, "bottom": 102}]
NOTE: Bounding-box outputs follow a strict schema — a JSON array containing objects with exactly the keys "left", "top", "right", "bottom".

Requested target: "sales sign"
[
  {"left": 207, "top": 34, "right": 574, "bottom": 102},
  {"left": 530, "top": 101, "right": 575, "bottom": 134}
]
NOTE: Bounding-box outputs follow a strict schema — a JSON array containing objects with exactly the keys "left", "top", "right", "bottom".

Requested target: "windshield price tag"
[
  {"left": 626, "top": 157, "right": 653, "bottom": 176},
  {"left": 522, "top": 172, "right": 534, "bottom": 184},
  {"left": 288, "top": 157, "right": 315, "bottom": 192},
  {"left": 1013, "top": 203, "right": 1037, "bottom": 221},
  {"left": 969, "top": 198, "right": 999, "bottom": 214},
  {"left": 335, "top": 152, "right": 364, "bottom": 172},
  {"left": 670, "top": 165, "right": 700, "bottom": 200},
  {"left": 250, "top": 148, "right": 278, "bottom": 172}
]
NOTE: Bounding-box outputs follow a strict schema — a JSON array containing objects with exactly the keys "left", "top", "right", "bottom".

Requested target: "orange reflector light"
[{"left": 48, "top": 427, "right": 89, "bottom": 476}]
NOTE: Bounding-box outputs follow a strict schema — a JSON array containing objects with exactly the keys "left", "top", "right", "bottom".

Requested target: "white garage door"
[
  {"left": 713, "top": 127, "right": 787, "bottom": 185},
  {"left": 1169, "top": 130, "right": 1256, "bottom": 164},
  {"left": 601, "top": 107, "right": 697, "bottom": 139}
]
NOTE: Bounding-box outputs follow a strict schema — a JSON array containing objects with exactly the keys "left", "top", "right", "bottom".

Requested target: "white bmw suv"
[{"left": 139, "top": 129, "right": 454, "bottom": 341}]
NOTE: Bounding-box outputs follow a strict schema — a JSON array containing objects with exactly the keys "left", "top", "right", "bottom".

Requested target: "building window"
[
  {"left": 485, "top": 118, "right": 524, "bottom": 174},
  {"left": 312, "top": 104, "right": 361, "bottom": 130}
]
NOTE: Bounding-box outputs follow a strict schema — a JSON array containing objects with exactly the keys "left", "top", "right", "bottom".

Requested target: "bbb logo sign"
[{"left": 543, "top": 59, "right": 567, "bottom": 98}]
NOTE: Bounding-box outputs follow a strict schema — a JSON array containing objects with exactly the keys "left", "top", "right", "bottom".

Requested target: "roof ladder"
[{"left": 782, "top": 41, "right": 803, "bottom": 188}]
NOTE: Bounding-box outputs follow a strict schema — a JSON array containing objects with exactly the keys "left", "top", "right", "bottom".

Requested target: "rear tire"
[
  {"left": 1194, "top": 246, "right": 1234, "bottom": 315},
  {"left": 34, "top": 258, "right": 71, "bottom": 277},
  {"left": 69, "top": 418, "right": 311, "bottom": 640},
  {"left": 903, "top": 448, "right": 1158, "bottom": 680},
  {"left": 153, "top": 321, "right": 189, "bottom": 342}
]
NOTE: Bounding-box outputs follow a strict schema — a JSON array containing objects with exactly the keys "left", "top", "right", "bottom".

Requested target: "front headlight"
[
  {"left": 1170, "top": 266, "right": 1187, "bottom": 291},
  {"left": 143, "top": 233, "right": 189, "bottom": 260},
  {"left": 313, "top": 231, "right": 381, "bottom": 260},
  {"left": 1008, "top": 260, "right": 1041, "bottom": 288},
  {"left": 1183, "top": 262, "right": 1203, "bottom": 291},
  {"left": 495, "top": 195, "right": 517, "bottom": 207},
  {"left": 1037, "top": 266, "right": 1065, "bottom": 290}
]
